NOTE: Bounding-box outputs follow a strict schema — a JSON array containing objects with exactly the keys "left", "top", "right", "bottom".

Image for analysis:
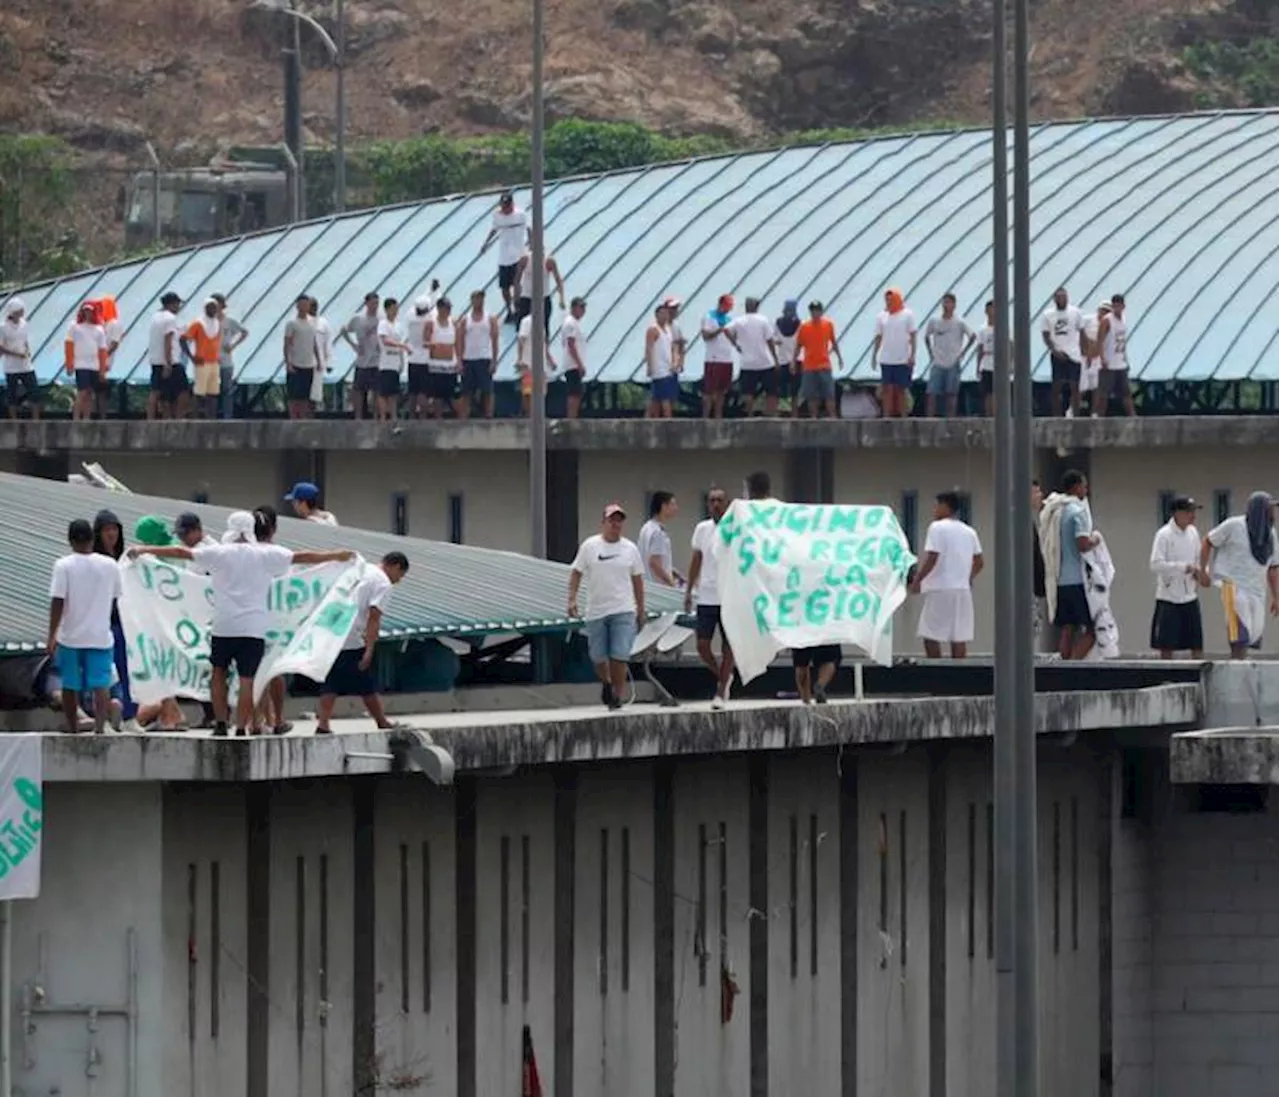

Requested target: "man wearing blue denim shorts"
[
  {"left": 568, "top": 503, "right": 647, "bottom": 710},
  {"left": 922, "top": 292, "right": 975, "bottom": 418},
  {"left": 47, "top": 518, "right": 122, "bottom": 734}
]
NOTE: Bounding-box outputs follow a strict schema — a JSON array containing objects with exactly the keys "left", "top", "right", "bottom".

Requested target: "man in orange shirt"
[
  {"left": 180, "top": 299, "right": 223, "bottom": 419},
  {"left": 793, "top": 300, "right": 843, "bottom": 419}
]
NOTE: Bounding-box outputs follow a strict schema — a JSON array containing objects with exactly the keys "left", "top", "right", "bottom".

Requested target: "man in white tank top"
[
  {"left": 645, "top": 303, "right": 678, "bottom": 419},
  {"left": 405, "top": 295, "right": 434, "bottom": 418},
  {"left": 1078, "top": 300, "right": 1108, "bottom": 418},
  {"left": 1093, "top": 293, "right": 1135, "bottom": 418},
  {"left": 422, "top": 298, "right": 459, "bottom": 421},
  {"left": 457, "top": 290, "right": 501, "bottom": 420},
  {"left": 514, "top": 248, "right": 566, "bottom": 337}
]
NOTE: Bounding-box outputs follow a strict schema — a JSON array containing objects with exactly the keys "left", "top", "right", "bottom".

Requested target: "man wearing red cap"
[{"left": 700, "top": 294, "right": 738, "bottom": 419}]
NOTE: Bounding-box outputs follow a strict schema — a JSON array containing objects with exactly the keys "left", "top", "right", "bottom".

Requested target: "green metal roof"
[{"left": 0, "top": 472, "right": 684, "bottom": 654}]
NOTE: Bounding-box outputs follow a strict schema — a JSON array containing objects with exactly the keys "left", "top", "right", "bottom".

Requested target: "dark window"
[
  {"left": 1158, "top": 490, "right": 1176, "bottom": 525},
  {"left": 1213, "top": 490, "right": 1232, "bottom": 526},
  {"left": 391, "top": 492, "right": 408, "bottom": 536},
  {"left": 192, "top": 491, "right": 209, "bottom": 505},
  {"left": 448, "top": 493, "right": 463, "bottom": 544},
  {"left": 955, "top": 492, "right": 972, "bottom": 526},
  {"left": 900, "top": 491, "right": 919, "bottom": 552},
  {"left": 1192, "top": 784, "right": 1270, "bottom": 813}
]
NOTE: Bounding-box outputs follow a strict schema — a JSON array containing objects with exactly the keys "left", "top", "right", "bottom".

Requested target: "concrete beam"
[
  {"left": 1169, "top": 727, "right": 1279, "bottom": 785},
  {"left": 41, "top": 682, "right": 1202, "bottom": 784},
  {"left": 1, "top": 415, "right": 1272, "bottom": 456}
]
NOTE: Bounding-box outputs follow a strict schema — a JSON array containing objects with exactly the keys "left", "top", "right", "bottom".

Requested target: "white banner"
[
  {"left": 715, "top": 500, "right": 917, "bottom": 682},
  {"left": 118, "top": 557, "right": 365, "bottom": 705},
  {"left": 0, "top": 735, "right": 43, "bottom": 900}
]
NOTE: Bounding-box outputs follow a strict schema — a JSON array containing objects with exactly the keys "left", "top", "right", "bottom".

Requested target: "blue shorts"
[
  {"left": 650, "top": 375, "right": 679, "bottom": 404},
  {"left": 927, "top": 364, "right": 961, "bottom": 396},
  {"left": 584, "top": 612, "right": 637, "bottom": 664},
  {"left": 55, "top": 646, "right": 114, "bottom": 691},
  {"left": 881, "top": 363, "right": 911, "bottom": 388}
]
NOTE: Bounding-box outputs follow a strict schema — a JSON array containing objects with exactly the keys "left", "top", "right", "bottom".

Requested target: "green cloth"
[{"left": 134, "top": 515, "right": 174, "bottom": 547}]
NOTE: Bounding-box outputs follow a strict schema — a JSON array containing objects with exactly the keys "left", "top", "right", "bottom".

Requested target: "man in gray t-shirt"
[
  {"left": 211, "top": 294, "right": 248, "bottom": 420},
  {"left": 284, "top": 297, "right": 320, "bottom": 420},
  {"left": 923, "top": 292, "right": 975, "bottom": 419},
  {"left": 339, "top": 292, "right": 382, "bottom": 419}
]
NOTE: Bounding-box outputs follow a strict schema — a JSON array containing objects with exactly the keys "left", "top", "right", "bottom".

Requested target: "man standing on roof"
[
  {"left": 730, "top": 297, "right": 780, "bottom": 417},
  {"left": 1079, "top": 300, "right": 1109, "bottom": 418},
  {"left": 405, "top": 295, "right": 434, "bottom": 420},
  {"left": 568, "top": 503, "right": 647, "bottom": 711},
  {"left": 480, "top": 191, "right": 529, "bottom": 324},
  {"left": 560, "top": 296, "right": 588, "bottom": 419},
  {"left": 1093, "top": 293, "right": 1136, "bottom": 418},
  {"left": 874, "top": 288, "right": 916, "bottom": 420},
  {"left": 664, "top": 296, "right": 688, "bottom": 375},
  {"left": 212, "top": 293, "right": 248, "bottom": 420},
  {"left": 309, "top": 297, "right": 333, "bottom": 411},
  {"left": 700, "top": 294, "right": 737, "bottom": 419},
  {"left": 645, "top": 303, "right": 678, "bottom": 419},
  {"left": 774, "top": 299, "right": 801, "bottom": 416},
  {"left": 514, "top": 246, "right": 566, "bottom": 337},
  {"left": 685, "top": 486, "right": 735, "bottom": 708},
  {"left": 340, "top": 292, "right": 382, "bottom": 420},
  {"left": 517, "top": 306, "right": 557, "bottom": 417},
  {"left": 95, "top": 297, "right": 123, "bottom": 420},
  {"left": 130, "top": 510, "right": 355, "bottom": 737},
  {"left": 1040, "top": 286, "right": 1087, "bottom": 418},
  {"left": 1, "top": 297, "right": 38, "bottom": 421},
  {"left": 637, "top": 491, "right": 682, "bottom": 587},
  {"left": 148, "top": 290, "right": 185, "bottom": 421},
  {"left": 313, "top": 552, "right": 411, "bottom": 734},
  {"left": 65, "top": 303, "right": 109, "bottom": 423},
  {"left": 922, "top": 292, "right": 975, "bottom": 419},
  {"left": 376, "top": 297, "right": 409, "bottom": 421},
  {"left": 181, "top": 298, "right": 223, "bottom": 419},
  {"left": 48, "top": 518, "right": 123, "bottom": 735},
  {"left": 796, "top": 300, "right": 842, "bottom": 419},
  {"left": 284, "top": 294, "right": 320, "bottom": 421},
  {"left": 424, "top": 297, "right": 460, "bottom": 420},
  {"left": 285, "top": 481, "right": 339, "bottom": 526},
  {"left": 457, "top": 290, "right": 500, "bottom": 421}
]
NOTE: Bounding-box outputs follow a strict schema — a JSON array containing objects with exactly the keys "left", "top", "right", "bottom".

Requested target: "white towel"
[
  {"left": 1082, "top": 534, "right": 1120, "bottom": 660},
  {"left": 1038, "top": 492, "right": 1094, "bottom": 621}
]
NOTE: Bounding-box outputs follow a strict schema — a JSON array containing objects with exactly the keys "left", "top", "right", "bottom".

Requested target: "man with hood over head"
[{"left": 1200, "top": 491, "right": 1278, "bottom": 658}]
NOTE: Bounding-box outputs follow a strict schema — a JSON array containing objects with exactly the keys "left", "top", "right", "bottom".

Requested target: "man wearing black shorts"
[
  {"left": 1148, "top": 495, "right": 1205, "bottom": 658},
  {"left": 339, "top": 292, "right": 382, "bottom": 419},
  {"left": 458, "top": 290, "right": 500, "bottom": 420},
  {"left": 1040, "top": 287, "right": 1086, "bottom": 418},
  {"left": 792, "top": 645, "right": 840, "bottom": 704},
  {"left": 1053, "top": 469, "right": 1099, "bottom": 660},
  {"left": 560, "top": 296, "right": 589, "bottom": 419},
  {"left": 314, "top": 552, "right": 409, "bottom": 734},
  {"left": 729, "top": 297, "right": 781, "bottom": 416},
  {"left": 147, "top": 289, "right": 185, "bottom": 420},
  {"left": 685, "top": 487, "right": 734, "bottom": 708},
  {"left": 283, "top": 294, "right": 319, "bottom": 420},
  {"left": 480, "top": 192, "right": 528, "bottom": 323}
]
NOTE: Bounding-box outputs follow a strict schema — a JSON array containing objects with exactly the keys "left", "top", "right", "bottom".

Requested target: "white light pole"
[
  {"left": 528, "top": 0, "right": 547, "bottom": 559},
  {"left": 253, "top": 0, "right": 347, "bottom": 213}
]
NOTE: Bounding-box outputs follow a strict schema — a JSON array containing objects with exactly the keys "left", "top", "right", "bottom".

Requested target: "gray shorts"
[{"left": 797, "top": 369, "right": 835, "bottom": 404}]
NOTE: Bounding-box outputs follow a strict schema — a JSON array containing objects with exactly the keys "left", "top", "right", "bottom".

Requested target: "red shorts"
[{"left": 704, "top": 361, "right": 733, "bottom": 394}]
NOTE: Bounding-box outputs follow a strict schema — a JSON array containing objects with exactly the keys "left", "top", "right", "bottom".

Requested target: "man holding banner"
[{"left": 129, "top": 510, "right": 355, "bottom": 737}]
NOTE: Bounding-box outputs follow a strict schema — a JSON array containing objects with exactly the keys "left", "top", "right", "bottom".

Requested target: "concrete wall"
[{"left": 71, "top": 450, "right": 270, "bottom": 507}]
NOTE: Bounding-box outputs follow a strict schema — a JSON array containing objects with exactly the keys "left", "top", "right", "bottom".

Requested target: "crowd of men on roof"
[{"left": 2, "top": 192, "right": 1138, "bottom": 424}]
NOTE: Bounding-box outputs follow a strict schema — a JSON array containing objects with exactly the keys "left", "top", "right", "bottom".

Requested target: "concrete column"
[
  {"left": 245, "top": 785, "right": 271, "bottom": 1097},
  {"left": 784, "top": 448, "right": 834, "bottom": 504},
  {"left": 16, "top": 447, "right": 69, "bottom": 481},
  {"left": 279, "top": 448, "right": 326, "bottom": 500},
  {"left": 352, "top": 781, "right": 376, "bottom": 1096},
  {"left": 455, "top": 778, "right": 478, "bottom": 1097},
  {"left": 547, "top": 449, "right": 580, "bottom": 564}
]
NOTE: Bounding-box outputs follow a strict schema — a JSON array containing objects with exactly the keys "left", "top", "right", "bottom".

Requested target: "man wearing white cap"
[
  {"left": 567, "top": 503, "right": 646, "bottom": 710},
  {"left": 130, "top": 509, "right": 355, "bottom": 737},
  {"left": 1, "top": 297, "right": 38, "bottom": 420}
]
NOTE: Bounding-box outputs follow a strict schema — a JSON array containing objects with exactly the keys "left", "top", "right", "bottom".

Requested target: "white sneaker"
[
  {"left": 710, "top": 695, "right": 725, "bottom": 711},
  {"left": 1064, "top": 406, "right": 1074, "bottom": 419}
]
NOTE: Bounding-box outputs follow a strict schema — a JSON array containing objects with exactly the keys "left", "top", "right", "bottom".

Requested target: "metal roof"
[
  {"left": 0, "top": 472, "right": 684, "bottom": 654},
  {"left": 8, "top": 109, "right": 1278, "bottom": 386}
]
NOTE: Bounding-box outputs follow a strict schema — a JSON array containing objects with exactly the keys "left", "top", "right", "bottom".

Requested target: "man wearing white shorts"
[
  {"left": 911, "top": 490, "right": 984, "bottom": 657},
  {"left": 1078, "top": 300, "right": 1109, "bottom": 416}
]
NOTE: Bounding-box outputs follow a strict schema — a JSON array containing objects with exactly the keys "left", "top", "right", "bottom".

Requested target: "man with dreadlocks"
[{"left": 1200, "top": 491, "right": 1278, "bottom": 658}]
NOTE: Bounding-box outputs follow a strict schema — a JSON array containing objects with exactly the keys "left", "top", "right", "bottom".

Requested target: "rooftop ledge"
[
  {"left": 0, "top": 415, "right": 1274, "bottom": 455},
  {"left": 1170, "top": 726, "right": 1279, "bottom": 785},
  {"left": 39, "top": 682, "right": 1201, "bottom": 784}
]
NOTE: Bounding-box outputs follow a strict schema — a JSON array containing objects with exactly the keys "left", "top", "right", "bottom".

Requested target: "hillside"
[{"left": 1, "top": 0, "right": 1274, "bottom": 155}]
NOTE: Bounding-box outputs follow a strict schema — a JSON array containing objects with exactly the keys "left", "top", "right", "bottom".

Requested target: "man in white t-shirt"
[
  {"left": 873, "top": 288, "right": 917, "bottom": 419},
  {"left": 910, "top": 490, "right": 984, "bottom": 658},
  {"left": 314, "top": 551, "right": 409, "bottom": 734},
  {"left": 1200, "top": 491, "right": 1278, "bottom": 658},
  {"left": 1078, "top": 301, "right": 1108, "bottom": 417},
  {"left": 147, "top": 290, "right": 186, "bottom": 421},
  {"left": 684, "top": 486, "right": 735, "bottom": 708},
  {"left": 560, "top": 296, "right": 588, "bottom": 420},
  {"left": 48, "top": 518, "right": 123, "bottom": 734},
  {"left": 64, "top": 304, "right": 108, "bottom": 422},
  {"left": 637, "top": 491, "right": 682, "bottom": 587},
  {"left": 700, "top": 294, "right": 737, "bottom": 419},
  {"left": 1, "top": 297, "right": 38, "bottom": 420},
  {"left": 1093, "top": 292, "right": 1136, "bottom": 419},
  {"left": 730, "top": 298, "right": 780, "bottom": 417},
  {"left": 376, "top": 297, "right": 409, "bottom": 422},
  {"left": 569, "top": 503, "right": 646, "bottom": 710},
  {"left": 131, "top": 510, "right": 354, "bottom": 737},
  {"left": 308, "top": 296, "right": 333, "bottom": 409},
  {"left": 1040, "top": 286, "right": 1086, "bottom": 418},
  {"left": 481, "top": 192, "right": 530, "bottom": 323}
]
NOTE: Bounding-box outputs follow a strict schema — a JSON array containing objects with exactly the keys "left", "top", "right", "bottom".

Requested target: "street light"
[
  {"left": 528, "top": 0, "right": 548, "bottom": 559},
  {"left": 252, "top": 0, "right": 347, "bottom": 214}
]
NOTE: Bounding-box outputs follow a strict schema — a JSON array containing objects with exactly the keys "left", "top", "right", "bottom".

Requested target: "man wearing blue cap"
[{"left": 284, "top": 481, "right": 339, "bottom": 526}]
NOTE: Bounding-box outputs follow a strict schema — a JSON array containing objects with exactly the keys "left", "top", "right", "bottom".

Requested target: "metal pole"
[
  {"left": 1, "top": 900, "right": 11, "bottom": 1097},
  {"left": 334, "top": 0, "right": 346, "bottom": 213},
  {"left": 528, "top": 0, "right": 548, "bottom": 560},
  {"left": 1012, "top": 0, "right": 1040, "bottom": 1091},
  {"left": 146, "top": 142, "right": 162, "bottom": 247},
  {"left": 991, "top": 0, "right": 1018, "bottom": 1093}
]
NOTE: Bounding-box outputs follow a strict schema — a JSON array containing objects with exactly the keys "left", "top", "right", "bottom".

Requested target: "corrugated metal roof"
[
  {"left": 8, "top": 110, "right": 1277, "bottom": 386},
  {"left": 0, "top": 472, "right": 684, "bottom": 653}
]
